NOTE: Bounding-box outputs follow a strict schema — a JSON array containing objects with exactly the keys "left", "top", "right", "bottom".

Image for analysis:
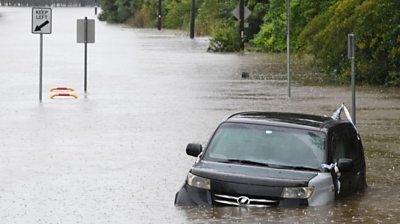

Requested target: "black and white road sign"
[{"left": 32, "top": 8, "right": 52, "bottom": 34}]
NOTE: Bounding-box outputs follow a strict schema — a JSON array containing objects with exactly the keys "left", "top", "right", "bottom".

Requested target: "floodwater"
[{"left": 0, "top": 7, "right": 399, "bottom": 223}]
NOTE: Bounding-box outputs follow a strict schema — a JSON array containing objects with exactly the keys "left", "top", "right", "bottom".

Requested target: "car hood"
[{"left": 191, "top": 160, "right": 318, "bottom": 187}]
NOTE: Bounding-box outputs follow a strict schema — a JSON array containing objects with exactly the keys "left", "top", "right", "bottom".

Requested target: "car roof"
[{"left": 225, "top": 112, "right": 345, "bottom": 133}]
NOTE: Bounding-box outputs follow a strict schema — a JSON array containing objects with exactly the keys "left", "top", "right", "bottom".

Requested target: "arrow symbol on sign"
[{"left": 34, "top": 20, "right": 49, "bottom": 31}]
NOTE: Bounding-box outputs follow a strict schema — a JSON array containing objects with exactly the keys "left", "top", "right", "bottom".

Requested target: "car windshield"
[{"left": 203, "top": 122, "right": 326, "bottom": 170}]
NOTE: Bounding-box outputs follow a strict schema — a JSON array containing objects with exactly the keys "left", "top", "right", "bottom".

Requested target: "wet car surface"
[{"left": 0, "top": 7, "right": 399, "bottom": 223}]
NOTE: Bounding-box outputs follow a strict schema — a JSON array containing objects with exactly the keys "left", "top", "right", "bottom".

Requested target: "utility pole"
[
  {"left": 239, "top": 0, "right": 245, "bottom": 50},
  {"left": 157, "top": 0, "right": 162, "bottom": 30},
  {"left": 190, "top": 0, "right": 196, "bottom": 39},
  {"left": 287, "top": 0, "right": 291, "bottom": 97}
]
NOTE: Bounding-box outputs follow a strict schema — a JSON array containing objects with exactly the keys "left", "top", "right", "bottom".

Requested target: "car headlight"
[
  {"left": 187, "top": 172, "right": 211, "bottom": 190},
  {"left": 281, "top": 187, "right": 314, "bottom": 199}
]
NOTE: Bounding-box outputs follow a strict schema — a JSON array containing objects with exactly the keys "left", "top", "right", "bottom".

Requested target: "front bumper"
[
  {"left": 174, "top": 184, "right": 212, "bottom": 206},
  {"left": 174, "top": 184, "right": 308, "bottom": 207}
]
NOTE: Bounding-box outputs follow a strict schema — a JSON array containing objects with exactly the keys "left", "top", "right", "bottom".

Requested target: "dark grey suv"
[{"left": 175, "top": 109, "right": 367, "bottom": 207}]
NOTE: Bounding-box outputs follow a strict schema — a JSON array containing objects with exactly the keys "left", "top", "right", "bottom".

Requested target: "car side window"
[
  {"left": 332, "top": 135, "right": 344, "bottom": 162},
  {"left": 332, "top": 126, "right": 360, "bottom": 162}
]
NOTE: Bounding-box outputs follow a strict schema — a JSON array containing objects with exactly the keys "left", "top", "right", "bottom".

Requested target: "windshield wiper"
[
  {"left": 274, "top": 165, "right": 320, "bottom": 172},
  {"left": 223, "top": 159, "right": 270, "bottom": 167},
  {"left": 221, "top": 160, "right": 319, "bottom": 171},
  {"left": 291, "top": 166, "right": 320, "bottom": 171}
]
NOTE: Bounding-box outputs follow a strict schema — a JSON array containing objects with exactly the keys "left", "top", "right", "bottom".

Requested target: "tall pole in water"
[
  {"left": 95, "top": 0, "right": 98, "bottom": 15},
  {"left": 190, "top": 0, "right": 196, "bottom": 39},
  {"left": 287, "top": 0, "right": 291, "bottom": 97},
  {"left": 239, "top": 0, "right": 244, "bottom": 50},
  {"left": 39, "top": 33, "right": 43, "bottom": 101},
  {"left": 348, "top": 33, "right": 356, "bottom": 124},
  {"left": 351, "top": 53, "right": 356, "bottom": 124},
  {"left": 84, "top": 17, "right": 88, "bottom": 94},
  {"left": 157, "top": 0, "right": 162, "bottom": 30}
]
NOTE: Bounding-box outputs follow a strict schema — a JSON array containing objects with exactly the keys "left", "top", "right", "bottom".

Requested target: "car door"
[{"left": 330, "top": 124, "right": 364, "bottom": 195}]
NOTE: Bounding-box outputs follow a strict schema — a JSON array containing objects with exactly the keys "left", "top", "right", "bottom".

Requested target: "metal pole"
[
  {"left": 287, "top": 0, "right": 291, "bottom": 97},
  {"left": 348, "top": 33, "right": 356, "bottom": 124},
  {"left": 39, "top": 33, "right": 43, "bottom": 101},
  {"left": 95, "top": 0, "right": 98, "bottom": 15},
  {"left": 84, "top": 17, "right": 88, "bottom": 94},
  {"left": 239, "top": 0, "right": 244, "bottom": 50},
  {"left": 351, "top": 51, "right": 356, "bottom": 124},
  {"left": 190, "top": 0, "right": 195, "bottom": 39},
  {"left": 157, "top": 0, "right": 162, "bottom": 30}
]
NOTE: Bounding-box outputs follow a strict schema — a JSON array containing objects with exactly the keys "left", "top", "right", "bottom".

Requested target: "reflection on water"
[
  {"left": 0, "top": 7, "right": 399, "bottom": 223},
  {"left": 179, "top": 187, "right": 400, "bottom": 223}
]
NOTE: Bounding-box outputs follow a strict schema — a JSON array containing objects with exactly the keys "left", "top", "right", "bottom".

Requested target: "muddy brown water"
[{"left": 0, "top": 7, "right": 399, "bottom": 223}]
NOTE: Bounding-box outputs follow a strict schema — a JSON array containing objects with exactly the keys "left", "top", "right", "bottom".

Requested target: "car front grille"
[{"left": 213, "top": 194, "right": 279, "bottom": 208}]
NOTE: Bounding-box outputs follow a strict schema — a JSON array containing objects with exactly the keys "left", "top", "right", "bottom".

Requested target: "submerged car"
[{"left": 175, "top": 107, "right": 367, "bottom": 207}]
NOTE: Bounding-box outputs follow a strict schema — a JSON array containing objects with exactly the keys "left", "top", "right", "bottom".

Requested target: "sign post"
[
  {"left": 157, "top": 0, "right": 162, "bottom": 30},
  {"left": 231, "top": 4, "right": 251, "bottom": 50},
  {"left": 32, "top": 7, "right": 52, "bottom": 102},
  {"left": 95, "top": 0, "right": 98, "bottom": 15},
  {"left": 239, "top": 0, "right": 244, "bottom": 50},
  {"left": 348, "top": 33, "right": 356, "bottom": 124},
  {"left": 190, "top": 0, "right": 196, "bottom": 39},
  {"left": 39, "top": 34, "right": 43, "bottom": 101},
  {"left": 77, "top": 17, "right": 95, "bottom": 94},
  {"left": 287, "top": 0, "right": 291, "bottom": 98}
]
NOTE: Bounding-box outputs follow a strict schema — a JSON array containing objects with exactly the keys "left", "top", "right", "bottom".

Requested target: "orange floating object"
[
  {"left": 50, "top": 93, "right": 78, "bottom": 99},
  {"left": 49, "top": 87, "right": 75, "bottom": 92}
]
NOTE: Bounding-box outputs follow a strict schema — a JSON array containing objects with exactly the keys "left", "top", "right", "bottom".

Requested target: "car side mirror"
[
  {"left": 338, "top": 158, "right": 354, "bottom": 172},
  {"left": 186, "top": 143, "right": 202, "bottom": 157}
]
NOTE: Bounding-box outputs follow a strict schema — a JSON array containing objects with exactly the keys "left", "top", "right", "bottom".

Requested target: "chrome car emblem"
[{"left": 237, "top": 196, "right": 250, "bottom": 205}]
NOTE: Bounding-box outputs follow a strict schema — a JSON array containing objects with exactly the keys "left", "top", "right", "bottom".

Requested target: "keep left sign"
[{"left": 32, "top": 8, "right": 52, "bottom": 34}]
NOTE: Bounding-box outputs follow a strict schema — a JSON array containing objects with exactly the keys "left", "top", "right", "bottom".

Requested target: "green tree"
[
  {"left": 250, "top": 0, "right": 336, "bottom": 52},
  {"left": 300, "top": 0, "right": 400, "bottom": 85},
  {"left": 195, "top": 0, "right": 239, "bottom": 51},
  {"left": 299, "top": 0, "right": 360, "bottom": 76},
  {"left": 140, "top": 0, "right": 160, "bottom": 27},
  {"left": 126, "top": 0, "right": 159, "bottom": 28},
  {"left": 208, "top": 20, "right": 241, "bottom": 52},
  {"left": 164, "top": 0, "right": 191, "bottom": 29},
  {"left": 98, "top": 0, "right": 133, "bottom": 23},
  {"left": 250, "top": 0, "right": 286, "bottom": 52},
  {"left": 354, "top": 0, "right": 400, "bottom": 85},
  {"left": 196, "top": 0, "right": 220, "bottom": 35},
  {"left": 98, "top": 0, "right": 119, "bottom": 22},
  {"left": 246, "top": 0, "right": 269, "bottom": 41},
  {"left": 115, "top": 0, "right": 132, "bottom": 22}
]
